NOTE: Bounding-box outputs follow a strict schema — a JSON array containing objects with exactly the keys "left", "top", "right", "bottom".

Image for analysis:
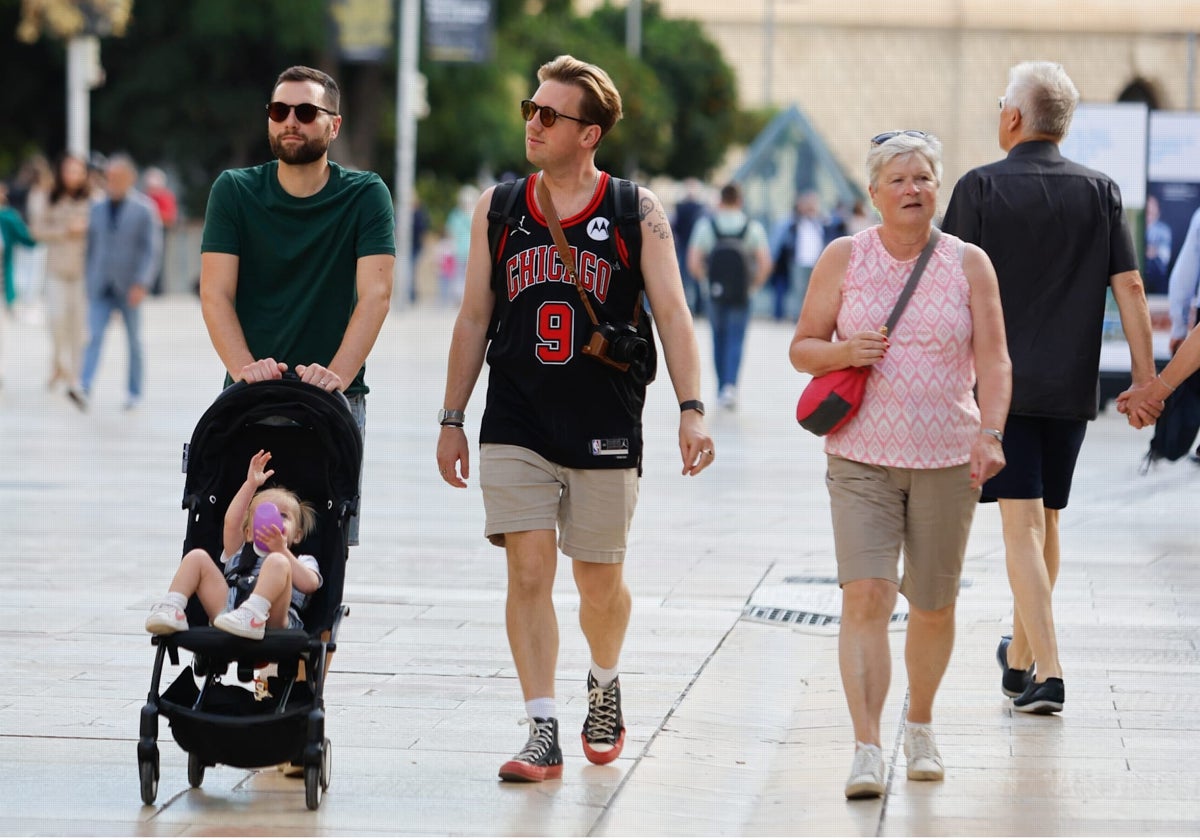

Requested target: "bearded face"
[{"left": 269, "top": 125, "right": 332, "bottom": 166}]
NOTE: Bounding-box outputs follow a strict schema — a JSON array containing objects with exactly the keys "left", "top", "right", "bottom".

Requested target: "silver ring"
[{"left": 702, "top": 449, "right": 713, "bottom": 456}]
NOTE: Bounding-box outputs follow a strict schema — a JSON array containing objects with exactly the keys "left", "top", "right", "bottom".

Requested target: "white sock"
[
  {"left": 525, "top": 697, "right": 556, "bottom": 721},
  {"left": 590, "top": 660, "right": 619, "bottom": 688},
  {"left": 243, "top": 594, "right": 270, "bottom": 619},
  {"left": 162, "top": 592, "right": 187, "bottom": 610}
]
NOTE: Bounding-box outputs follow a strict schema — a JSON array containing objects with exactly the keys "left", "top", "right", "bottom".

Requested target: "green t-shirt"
[{"left": 201, "top": 161, "right": 396, "bottom": 395}]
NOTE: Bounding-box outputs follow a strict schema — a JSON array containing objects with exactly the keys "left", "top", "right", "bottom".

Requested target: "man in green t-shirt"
[{"left": 200, "top": 65, "right": 396, "bottom": 545}]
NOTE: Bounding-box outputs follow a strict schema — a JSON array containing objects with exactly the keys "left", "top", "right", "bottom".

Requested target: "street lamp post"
[
  {"left": 394, "top": 0, "right": 420, "bottom": 308},
  {"left": 66, "top": 34, "right": 102, "bottom": 158}
]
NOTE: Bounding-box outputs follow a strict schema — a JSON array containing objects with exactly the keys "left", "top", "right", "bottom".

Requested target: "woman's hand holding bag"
[{"left": 795, "top": 230, "right": 940, "bottom": 437}]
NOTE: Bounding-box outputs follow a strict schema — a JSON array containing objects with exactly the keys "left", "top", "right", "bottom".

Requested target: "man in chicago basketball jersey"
[{"left": 436, "top": 54, "right": 714, "bottom": 782}]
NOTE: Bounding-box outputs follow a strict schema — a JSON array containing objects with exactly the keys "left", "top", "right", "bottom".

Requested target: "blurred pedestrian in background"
[
  {"left": 142, "top": 167, "right": 178, "bottom": 296},
  {"left": 687, "top": 182, "right": 770, "bottom": 410},
  {"left": 770, "top": 191, "right": 833, "bottom": 321},
  {"left": 672, "top": 178, "right": 708, "bottom": 317},
  {"left": 31, "top": 152, "right": 93, "bottom": 391},
  {"left": 70, "top": 153, "right": 162, "bottom": 412},
  {"left": 0, "top": 180, "right": 38, "bottom": 389}
]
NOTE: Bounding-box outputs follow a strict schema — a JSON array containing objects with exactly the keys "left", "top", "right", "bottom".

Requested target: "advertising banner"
[
  {"left": 1146, "top": 112, "right": 1200, "bottom": 297},
  {"left": 424, "top": 0, "right": 493, "bottom": 63}
]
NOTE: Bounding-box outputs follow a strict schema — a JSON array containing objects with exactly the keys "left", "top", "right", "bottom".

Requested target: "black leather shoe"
[
  {"left": 996, "top": 635, "right": 1034, "bottom": 698},
  {"left": 1013, "top": 677, "right": 1065, "bottom": 714}
]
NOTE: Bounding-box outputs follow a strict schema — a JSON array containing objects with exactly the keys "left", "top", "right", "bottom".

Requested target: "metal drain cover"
[{"left": 744, "top": 580, "right": 909, "bottom": 635}]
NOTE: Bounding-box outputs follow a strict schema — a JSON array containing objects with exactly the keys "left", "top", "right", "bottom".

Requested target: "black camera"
[{"left": 583, "top": 321, "right": 650, "bottom": 372}]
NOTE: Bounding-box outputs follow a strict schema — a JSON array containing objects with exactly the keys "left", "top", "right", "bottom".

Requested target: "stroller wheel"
[
  {"left": 304, "top": 764, "right": 322, "bottom": 810},
  {"left": 187, "top": 753, "right": 205, "bottom": 788},
  {"left": 320, "top": 738, "right": 332, "bottom": 790},
  {"left": 138, "top": 757, "right": 158, "bottom": 805}
]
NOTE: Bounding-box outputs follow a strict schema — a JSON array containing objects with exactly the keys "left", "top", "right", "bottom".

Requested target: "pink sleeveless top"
[{"left": 825, "top": 226, "right": 980, "bottom": 468}]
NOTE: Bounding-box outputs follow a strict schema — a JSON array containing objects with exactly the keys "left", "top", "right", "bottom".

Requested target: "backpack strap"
[
  {"left": 610, "top": 176, "right": 643, "bottom": 279},
  {"left": 487, "top": 177, "right": 527, "bottom": 265}
]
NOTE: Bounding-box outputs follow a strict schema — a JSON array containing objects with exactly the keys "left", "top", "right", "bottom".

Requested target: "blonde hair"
[
  {"left": 1006, "top": 61, "right": 1079, "bottom": 139},
  {"left": 244, "top": 487, "right": 316, "bottom": 545},
  {"left": 866, "top": 132, "right": 943, "bottom": 190},
  {"left": 537, "top": 54, "right": 623, "bottom": 140}
]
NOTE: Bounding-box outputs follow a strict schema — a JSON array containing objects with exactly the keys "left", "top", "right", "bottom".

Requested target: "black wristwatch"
[
  {"left": 438, "top": 409, "right": 465, "bottom": 427},
  {"left": 680, "top": 399, "right": 705, "bottom": 416}
]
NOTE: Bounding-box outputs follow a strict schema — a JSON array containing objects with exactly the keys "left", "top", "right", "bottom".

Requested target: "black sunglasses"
[
  {"left": 871, "top": 129, "right": 929, "bottom": 146},
  {"left": 266, "top": 101, "right": 339, "bottom": 124},
  {"left": 521, "top": 99, "right": 590, "bottom": 128}
]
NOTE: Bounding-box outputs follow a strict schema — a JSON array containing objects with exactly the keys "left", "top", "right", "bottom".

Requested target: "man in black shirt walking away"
[{"left": 941, "top": 61, "right": 1155, "bottom": 715}]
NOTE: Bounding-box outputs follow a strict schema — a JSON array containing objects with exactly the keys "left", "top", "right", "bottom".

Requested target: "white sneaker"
[
  {"left": 718, "top": 384, "right": 737, "bottom": 410},
  {"left": 145, "top": 602, "right": 188, "bottom": 635},
  {"left": 904, "top": 723, "right": 944, "bottom": 781},
  {"left": 213, "top": 605, "right": 268, "bottom": 640},
  {"left": 844, "top": 742, "right": 885, "bottom": 799}
]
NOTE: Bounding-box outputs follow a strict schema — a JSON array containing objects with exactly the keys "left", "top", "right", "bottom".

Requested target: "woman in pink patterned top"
[{"left": 789, "top": 131, "right": 1011, "bottom": 799}]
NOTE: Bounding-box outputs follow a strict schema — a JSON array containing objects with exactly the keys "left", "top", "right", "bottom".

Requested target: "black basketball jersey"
[{"left": 481, "top": 172, "right": 648, "bottom": 470}]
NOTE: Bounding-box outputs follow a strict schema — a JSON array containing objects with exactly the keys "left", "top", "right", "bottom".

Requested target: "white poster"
[
  {"left": 1060, "top": 102, "right": 1148, "bottom": 210},
  {"left": 1146, "top": 111, "right": 1200, "bottom": 296}
]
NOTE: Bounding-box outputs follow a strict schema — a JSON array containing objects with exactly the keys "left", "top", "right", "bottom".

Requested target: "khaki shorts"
[
  {"left": 826, "top": 455, "right": 980, "bottom": 611},
  {"left": 480, "top": 444, "right": 639, "bottom": 564}
]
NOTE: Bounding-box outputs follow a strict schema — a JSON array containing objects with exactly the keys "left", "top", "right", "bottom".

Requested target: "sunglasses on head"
[
  {"left": 521, "top": 99, "right": 590, "bottom": 128},
  {"left": 266, "top": 101, "right": 339, "bottom": 124},
  {"left": 871, "top": 129, "right": 929, "bottom": 146}
]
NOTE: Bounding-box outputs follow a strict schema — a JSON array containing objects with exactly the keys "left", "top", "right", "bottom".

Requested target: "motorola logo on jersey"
[
  {"left": 504, "top": 244, "right": 614, "bottom": 303},
  {"left": 587, "top": 217, "right": 611, "bottom": 241}
]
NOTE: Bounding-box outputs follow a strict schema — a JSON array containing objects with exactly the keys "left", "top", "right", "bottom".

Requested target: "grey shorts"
[
  {"left": 480, "top": 444, "right": 639, "bottom": 564},
  {"left": 826, "top": 455, "right": 980, "bottom": 611}
]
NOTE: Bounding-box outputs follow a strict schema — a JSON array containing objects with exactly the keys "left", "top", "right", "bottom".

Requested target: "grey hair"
[
  {"left": 105, "top": 152, "right": 138, "bottom": 175},
  {"left": 866, "top": 133, "right": 943, "bottom": 190},
  {"left": 1005, "top": 61, "right": 1079, "bottom": 139}
]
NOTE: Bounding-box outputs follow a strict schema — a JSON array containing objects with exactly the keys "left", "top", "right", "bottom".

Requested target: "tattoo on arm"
[{"left": 639, "top": 194, "right": 673, "bottom": 241}]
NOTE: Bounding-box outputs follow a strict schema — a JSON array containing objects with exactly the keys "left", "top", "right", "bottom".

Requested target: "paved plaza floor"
[{"left": 0, "top": 296, "right": 1196, "bottom": 836}]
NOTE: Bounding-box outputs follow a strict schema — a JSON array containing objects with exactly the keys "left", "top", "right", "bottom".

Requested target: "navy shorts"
[{"left": 981, "top": 415, "right": 1088, "bottom": 510}]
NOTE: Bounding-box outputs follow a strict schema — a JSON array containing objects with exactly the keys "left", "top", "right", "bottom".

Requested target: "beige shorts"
[
  {"left": 480, "top": 444, "right": 639, "bottom": 564},
  {"left": 826, "top": 455, "right": 980, "bottom": 611}
]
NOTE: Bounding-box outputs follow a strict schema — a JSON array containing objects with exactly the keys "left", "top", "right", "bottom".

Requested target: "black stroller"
[{"left": 138, "top": 376, "right": 361, "bottom": 810}]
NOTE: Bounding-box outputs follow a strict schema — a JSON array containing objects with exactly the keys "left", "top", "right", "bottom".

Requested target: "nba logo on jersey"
[
  {"left": 591, "top": 438, "right": 630, "bottom": 456},
  {"left": 587, "top": 217, "right": 611, "bottom": 241}
]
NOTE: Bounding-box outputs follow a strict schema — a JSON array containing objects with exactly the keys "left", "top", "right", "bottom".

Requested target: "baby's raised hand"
[{"left": 248, "top": 449, "right": 275, "bottom": 487}]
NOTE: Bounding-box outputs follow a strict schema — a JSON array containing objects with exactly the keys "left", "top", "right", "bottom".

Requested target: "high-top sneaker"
[
  {"left": 581, "top": 673, "right": 626, "bottom": 765},
  {"left": 498, "top": 717, "right": 563, "bottom": 782}
]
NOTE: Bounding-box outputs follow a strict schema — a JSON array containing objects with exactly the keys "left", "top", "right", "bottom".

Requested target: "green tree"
[
  {"left": 2, "top": 0, "right": 741, "bottom": 217},
  {"left": 589, "top": 1, "right": 739, "bottom": 179}
]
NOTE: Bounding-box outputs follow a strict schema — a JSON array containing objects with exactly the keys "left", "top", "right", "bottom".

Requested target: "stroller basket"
[{"left": 161, "top": 667, "right": 316, "bottom": 769}]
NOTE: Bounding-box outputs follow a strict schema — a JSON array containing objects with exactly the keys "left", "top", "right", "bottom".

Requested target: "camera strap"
[{"left": 535, "top": 173, "right": 645, "bottom": 332}]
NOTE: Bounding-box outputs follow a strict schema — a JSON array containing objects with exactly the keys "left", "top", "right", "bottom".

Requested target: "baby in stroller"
[
  {"left": 145, "top": 449, "right": 322, "bottom": 641},
  {"left": 138, "top": 376, "right": 361, "bottom": 810}
]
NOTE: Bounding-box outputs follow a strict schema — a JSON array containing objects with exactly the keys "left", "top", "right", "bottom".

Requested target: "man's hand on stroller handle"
[
  {"left": 238, "top": 358, "right": 287, "bottom": 383},
  {"left": 295, "top": 363, "right": 344, "bottom": 393}
]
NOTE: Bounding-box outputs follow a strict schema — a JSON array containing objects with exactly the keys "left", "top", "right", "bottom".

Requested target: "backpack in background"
[
  {"left": 1143, "top": 367, "right": 1200, "bottom": 468},
  {"left": 706, "top": 220, "right": 752, "bottom": 306}
]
